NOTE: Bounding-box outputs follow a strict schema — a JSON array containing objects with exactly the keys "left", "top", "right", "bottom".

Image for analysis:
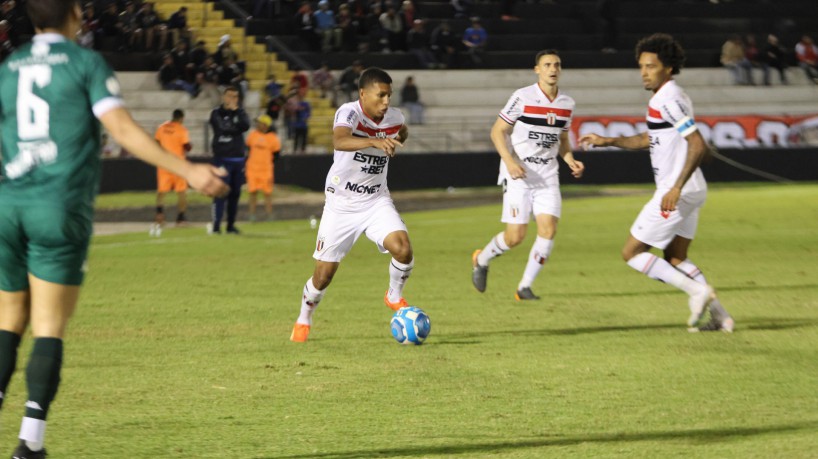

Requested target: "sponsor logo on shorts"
[
  {"left": 345, "top": 181, "right": 381, "bottom": 195},
  {"left": 326, "top": 186, "right": 335, "bottom": 193},
  {"left": 523, "top": 156, "right": 553, "bottom": 165}
]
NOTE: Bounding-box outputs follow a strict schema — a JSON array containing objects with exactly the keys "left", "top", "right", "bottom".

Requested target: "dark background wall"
[{"left": 100, "top": 149, "right": 818, "bottom": 194}]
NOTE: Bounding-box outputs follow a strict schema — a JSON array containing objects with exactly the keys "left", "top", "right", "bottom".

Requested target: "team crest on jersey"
[
  {"left": 375, "top": 131, "right": 387, "bottom": 139},
  {"left": 106, "top": 77, "right": 122, "bottom": 96},
  {"left": 546, "top": 112, "right": 557, "bottom": 125},
  {"left": 316, "top": 236, "right": 326, "bottom": 252}
]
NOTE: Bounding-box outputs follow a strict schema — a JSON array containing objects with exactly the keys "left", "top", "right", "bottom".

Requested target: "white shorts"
[
  {"left": 630, "top": 189, "right": 706, "bottom": 249},
  {"left": 501, "top": 176, "right": 562, "bottom": 224},
  {"left": 313, "top": 197, "right": 408, "bottom": 262}
]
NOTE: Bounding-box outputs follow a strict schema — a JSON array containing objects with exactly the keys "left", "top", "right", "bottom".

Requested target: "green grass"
[{"left": 2, "top": 184, "right": 817, "bottom": 458}]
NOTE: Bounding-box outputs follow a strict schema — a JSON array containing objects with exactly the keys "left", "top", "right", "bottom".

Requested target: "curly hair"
[{"left": 635, "top": 33, "right": 686, "bottom": 75}]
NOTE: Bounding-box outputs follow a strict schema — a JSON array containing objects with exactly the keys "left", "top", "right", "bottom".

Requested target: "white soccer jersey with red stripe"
[
  {"left": 498, "top": 84, "right": 575, "bottom": 187},
  {"left": 646, "top": 80, "right": 707, "bottom": 193},
  {"left": 324, "top": 101, "right": 405, "bottom": 212}
]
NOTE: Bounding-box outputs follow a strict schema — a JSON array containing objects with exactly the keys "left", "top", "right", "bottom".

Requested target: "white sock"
[
  {"left": 518, "top": 236, "right": 554, "bottom": 290},
  {"left": 19, "top": 417, "right": 46, "bottom": 450},
  {"left": 675, "top": 259, "right": 731, "bottom": 321},
  {"left": 626, "top": 252, "right": 706, "bottom": 296},
  {"left": 296, "top": 277, "right": 325, "bottom": 325},
  {"left": 388, "top": 258, "right": 414, "bottom": 303},
  {"left": 477, "top": 232, "right": 510, "bottom": 266}
]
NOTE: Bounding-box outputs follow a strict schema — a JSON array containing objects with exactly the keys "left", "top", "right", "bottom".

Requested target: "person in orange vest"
[
  {"left": 245, "top": 115, "right": 281, "bottom": 221},
  {"left": 152, "top": 108, "right": 193, "bottom": 236}
]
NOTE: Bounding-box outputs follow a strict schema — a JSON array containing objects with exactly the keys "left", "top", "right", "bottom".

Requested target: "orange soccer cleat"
[
  {"left": 384, "top": 291, "right": 408, "bottom": 311},
  {"left": 290, "top": 323, "right": 311, "bottom": 342}
]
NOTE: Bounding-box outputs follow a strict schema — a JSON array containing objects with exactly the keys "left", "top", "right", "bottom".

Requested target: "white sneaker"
[
  {"left": 149, "top": 223, "right": 162, "bottom": 237},
  {"left": 688, "top": 285, "right": 716, "bottom": 327},
  {"left": 206, "top": 223, "right": 214, "bottom": 235}
]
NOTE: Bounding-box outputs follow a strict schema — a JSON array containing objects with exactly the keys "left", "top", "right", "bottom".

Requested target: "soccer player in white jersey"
[
  {"left": 579, "top": 33, "right": 734, "bottom": 332},
  {"left": 471, "top": 50, "right": 585, "bottom": 300},
  {"left": 290, "top": 67, "right": 411, "bottom": 342}
]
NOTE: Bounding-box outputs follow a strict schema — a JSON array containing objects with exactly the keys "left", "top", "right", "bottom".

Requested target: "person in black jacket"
[{"left": 208, "top": 86, "right": 250, "bottom": 234}]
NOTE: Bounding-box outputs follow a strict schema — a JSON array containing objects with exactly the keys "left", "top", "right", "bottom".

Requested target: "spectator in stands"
[
  {"left": 364, "top": 3, "right": 386, "bottom": 52},
  {"left": 379, "top": 5, "right": 404, "bottom": 52},
  {"left": 295, "top": 1, "right": 319, "bottom": 51},
  {"left": 795, "top": 35, "right": 818, "bottom": 84},
  {"left": 168, "top": 6, "right": 191, "bottom": 45},
  {"left": 218, "top": 56, "right": 244, "bottom": 96},
  {"left": 462, "top": 16, "right": 487, "bottom": 66},
  {"left": 265, "top": 74, "right": 283, "bottom": 99},
  {"left": 0, "top": 19, "right": 13, "bottom": 61},
  {"left": 407, "top": 19, "right": 437, "bottom": 69},
  {"left": 253, "top": 0, "right": 276, "bottom": 19},
  {"left": 82, "top": 2, "right": 100, "bottom": 46},
  {"left": 314, "top": 0, "right": 342, "bottom": 52},
  {"left": 720, "top": 35, "right": 753, "bottom": 85},
  {"left": 337, "top": 3, "right": 359, "bottom": 52},
  {"left": 337, "top": 59, "right": 363, "bottom": 103},
  {"left": 119, "top": 1, "right": 142, "bottom": 51},
  {"left": 77, "top": 20, "right": 94, "bottom": 49},
  {"left": 266, "top": 91, "right": 286, "bottom": 130},
  {"left": 400, "top": 76, "right": 424, "bottom": 124},
  {"left": 189, "top": 40, "right": 209, "bottom": 68},
  {"left": 291, "top": 95, "right": 312, "bottom": 154},
  {"left": 214, "top": 34, "right": 238, "bottom": 65},
  {"left": 159, "top": 53, "right": 198, "bottom": 97},
  {"left": 170, "top": 40, "right": 194, "bottom": 83},
  {"left": 312, "top": 63, "right": 336, "bottom": 101},
  {"left": 284, "top": 85, "right": 300, "bottom": 139},
  {"left": 762, "top": 34, "right": 788, "bottom": 86},
  {"left": 1, "top": 0, "right": 32, "bottom": 43},
  {"left": 196, "top": 55, "right": 221, "bottom": 103},
  {"left": 137, "top": 2, "right": 168, "bottom": 52},
  {"left": 430, "top": 20, "right": 458, "bottom": 68},
  {"left": 451, "top": 0, "right": 473, "bottom": 19},
  {"left": 98, "top": 2, "right": 122, "bottom": 51},
  {"left": 400, "top": 0, "right": 416, "bottom": 30},
  {"left": 744, "top": 34, "right": 764, "bottom": 80},
  {"left": 291, "top": 67, "right": 310, "bottom": 97}
]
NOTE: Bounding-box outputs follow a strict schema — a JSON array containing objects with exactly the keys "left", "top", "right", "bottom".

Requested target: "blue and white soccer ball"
[{"left": 390, "top": 306, "right": 431, "bottom": 345}]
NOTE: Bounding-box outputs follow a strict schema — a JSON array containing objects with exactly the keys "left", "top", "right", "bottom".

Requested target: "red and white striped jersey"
[
  {"left": 324, "top": 101, "right": 405, "bottom": 212},
  {"left": 646, "top": 80, "right": 707, "bottom": 193},
  {"left": 498, "top": 83, "right": 575, "bottom": 187}
]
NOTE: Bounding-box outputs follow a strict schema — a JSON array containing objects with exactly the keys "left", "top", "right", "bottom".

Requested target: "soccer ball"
[{"left": 390, "top": 306, "right": 431, "bottom": 345}]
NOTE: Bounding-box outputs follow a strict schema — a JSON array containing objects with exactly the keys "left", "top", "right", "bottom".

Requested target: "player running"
[
  {"left": 0, "top": 2, "right": 228, "bottom": 458},
  {"left": 579, "top": 33, "right": 734, "bottom": 332},
  {"left": 471, "top": 50, "right": 584, "bottom": 300},
  {"left": 151, "top": 108, "right": 193, "bottom": 235},
  {"left": 290, "top": 67, "right": 411, "bottom": 342}
]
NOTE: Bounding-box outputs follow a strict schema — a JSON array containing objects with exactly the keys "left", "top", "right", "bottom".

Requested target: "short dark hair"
[
  {"left": 223, "top": 85, "right": 240, "bottom": 94},
  {"left": 635, "top": 33, "right": 685, "bottom": 75},
  {"left": 172, "top": 109, "right": 185, "bottom": 120},
  {"left": 358, "top": 67, "right": 392, "bottom": 90},
  {"left": 27, "top": 0, "right": 81, "bottom": 30},
  {"left": 534, "top": 49, "right": 559, "bottom": 65}
]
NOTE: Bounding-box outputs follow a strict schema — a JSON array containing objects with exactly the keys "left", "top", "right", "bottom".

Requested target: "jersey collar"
[{"left": 33, "top": 33, "right": 68, "bottom": 44}]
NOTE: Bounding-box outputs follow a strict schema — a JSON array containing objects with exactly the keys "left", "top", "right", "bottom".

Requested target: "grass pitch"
[{"left": 1, "top": 184, "right": 817, "bottom": 458}]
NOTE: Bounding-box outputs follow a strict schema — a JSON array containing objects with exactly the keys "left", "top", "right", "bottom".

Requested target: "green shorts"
[{"left": 0, "top": 204, "right": 93, "bottom": 291}]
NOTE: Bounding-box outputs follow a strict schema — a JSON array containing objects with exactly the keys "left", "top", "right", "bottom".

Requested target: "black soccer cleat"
[
  {"left": 226, "top": 226, "right": 241, "bottom": 235},
  {"left": 11, "top": 441, "right": 47, "bottom": 459},
  {"left": 515, "top": 287, "right": 540, "bottom": 301}
]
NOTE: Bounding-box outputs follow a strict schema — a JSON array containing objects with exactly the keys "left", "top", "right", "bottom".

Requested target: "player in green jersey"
[{"left": 0, "top": 2, "right": 228, "bottom": 457}]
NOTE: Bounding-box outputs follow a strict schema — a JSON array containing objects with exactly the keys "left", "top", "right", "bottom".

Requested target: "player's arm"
[
  {"left": 397, "top": 124, "right": 409, "bottom": 144},
  {"left": 662, "top": 130, "right": 709, "bottom": 212},
  {"left": 579, "top": 131, "right": 649, "bottom": 150},
  {"left": 490, "top": 117, "right": 525, "bottom": 179},
  {"left": 558, "top": 130, "right": 584, "bottom": 179},
  {"left": 333, "top": 126, "right": 402, "bottom": 156},
  {"left": 100, "top": 107, "right": 228, "bottom": 197}
]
